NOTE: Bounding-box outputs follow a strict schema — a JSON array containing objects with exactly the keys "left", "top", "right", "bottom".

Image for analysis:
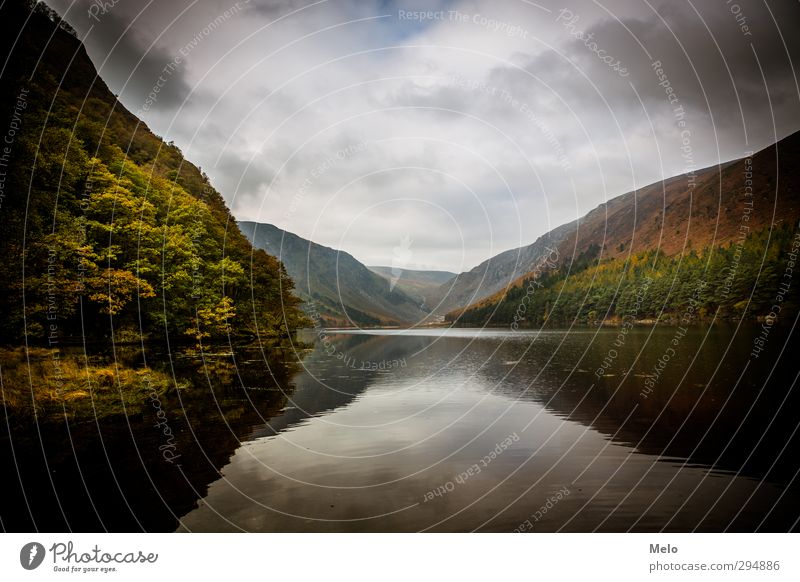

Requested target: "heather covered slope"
[
  {"left": 557, "top": 133, "right": 799, "bottom": 262},
  {"left": 447, "top": 133, "right": 800, "bottom": 326},
  {"left": 435, "top": 132, "right": 799, "bottom": 321}
]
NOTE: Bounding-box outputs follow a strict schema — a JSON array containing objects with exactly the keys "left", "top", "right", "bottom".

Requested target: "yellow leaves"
[
  {"left": 86, "top": 157, "right": 130, "bottom": 192},
  {"left": 85, "top": 189, "right": 157, "bottom": 225},
  {"left": 215, "top": 256, "right": 245, "bottom": 285},
  {"left": 201, "top": 295, "right": 236, "bottom": 327},
  {"left": 87, "top": 268, "right": 156, "bottom": 315},
  {"left": 185, "top": 296, "right": 237, "bottom": 344}
]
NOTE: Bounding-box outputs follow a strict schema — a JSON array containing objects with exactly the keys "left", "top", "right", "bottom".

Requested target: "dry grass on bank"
[{"left": 0, "top": 347, "right": 172, "bottom": 422}]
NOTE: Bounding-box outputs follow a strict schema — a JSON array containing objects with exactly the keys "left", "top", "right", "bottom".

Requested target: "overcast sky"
[{"left": 49, "top": 0, "right": 800, "bottom": 272}]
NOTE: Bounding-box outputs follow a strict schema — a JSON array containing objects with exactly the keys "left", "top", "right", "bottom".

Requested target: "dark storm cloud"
[
  {"left": 609, "top": 1, "right": 797, "bottom": 141},
  {"left": 47, "top": 0, "right": 193, "bottom": 113},
  {"left": 531, "top": 0, "right": 800, "bottom": 149}
]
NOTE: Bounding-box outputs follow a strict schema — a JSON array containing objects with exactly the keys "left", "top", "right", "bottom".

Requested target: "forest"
[
  {"left": 450, "top": 224, "right": 800, "bottom": 327},
  {"left": 0, "top": 1, "right": 307, "bottom": 347}
]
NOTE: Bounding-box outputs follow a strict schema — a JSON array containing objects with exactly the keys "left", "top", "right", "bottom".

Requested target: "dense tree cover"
[
  {"left": 0, "top": 1, "right": 307, "bottom": 344},
  {"left": 451, "top": 224, "right": 800, "bottom": 327}
]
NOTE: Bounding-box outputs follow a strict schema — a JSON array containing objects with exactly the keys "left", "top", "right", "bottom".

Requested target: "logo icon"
[
  {"left": 20, "top": 542, "right": 45, "bottom": 570},
  {"left": 389, "top": 235, "right": 413, "bottom": 291}
]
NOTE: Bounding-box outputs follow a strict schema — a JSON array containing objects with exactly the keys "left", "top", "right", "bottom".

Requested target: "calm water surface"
[{"left": 3, "top": 326, "right": 799, "bottom": 532}]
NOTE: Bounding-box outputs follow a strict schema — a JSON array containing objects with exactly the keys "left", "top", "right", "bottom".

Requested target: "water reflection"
[
  {"left": 0, "top": 347, "right": 297, "bottom": 532},
  {"left": 178, "top": 326, "right": 800, "bottom": 532},
  {"left": 2, "top": 326, "right": 798, "bottom": 532}
]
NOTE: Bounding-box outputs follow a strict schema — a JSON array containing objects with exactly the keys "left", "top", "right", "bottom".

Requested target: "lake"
[{"left": 2, "top": 326, "right": 799, "bottom": 532}]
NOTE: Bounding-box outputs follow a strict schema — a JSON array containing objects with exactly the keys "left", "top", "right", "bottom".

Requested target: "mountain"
[
  {"left": 447, "top": 133, "right": 800, "bottom": 325},
  {"left": 433, "top": 135, "right": 800, "bottom": 319},
  {"left": 424, "top": 223, "right": 574, "bottom": 315},
  {"left": 551, "top": 134, "right": 798, "bottom": 263},
  {"left": 0, "top": 1, "right": 306, "bottom": 343},
  {"left": 367, "top": 266, "right": 455, "bottom": 309},
  {"left": 239, "top": 222, "right": 430, "bottom": 327}
]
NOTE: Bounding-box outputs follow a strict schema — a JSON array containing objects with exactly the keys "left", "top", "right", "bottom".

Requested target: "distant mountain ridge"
[
  {"left": 368, "top": 266, "right": 455, "bottom": 309},
  {"left": 239, "top": 222, "right": 430, "bottom": 327},
  {"left": 424, "top": 223, "right": 574, "bottom": 315},
  {"left": 242, "top": 132, "right": 799, "bottom": 327}
]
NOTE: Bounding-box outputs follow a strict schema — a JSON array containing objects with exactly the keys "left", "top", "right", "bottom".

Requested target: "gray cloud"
[
  {"left": 49, "top": 0, "right": 800, "bottom": 271},
  {"left": 48, "top": 0, "right": 193, "bottom": 113}
]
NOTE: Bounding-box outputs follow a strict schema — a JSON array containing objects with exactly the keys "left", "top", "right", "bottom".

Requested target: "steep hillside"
[
  {"left": 239, "top": 222, "right": 430, "bottom": 327},
  {"left": 426, "top": 222, "right": 574, "bottom": 315},
  {"left": 436, "top": 134, "right": 799, "bottom": 319},
  {"left": 0, "top": 1, "right": 305, "bottom": 343},
  {"left": 556, "top": 135, "right": 798, "bottom": 262},
  {"left": 448, "top": 133, "right": 800, "bottom": 325}
]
